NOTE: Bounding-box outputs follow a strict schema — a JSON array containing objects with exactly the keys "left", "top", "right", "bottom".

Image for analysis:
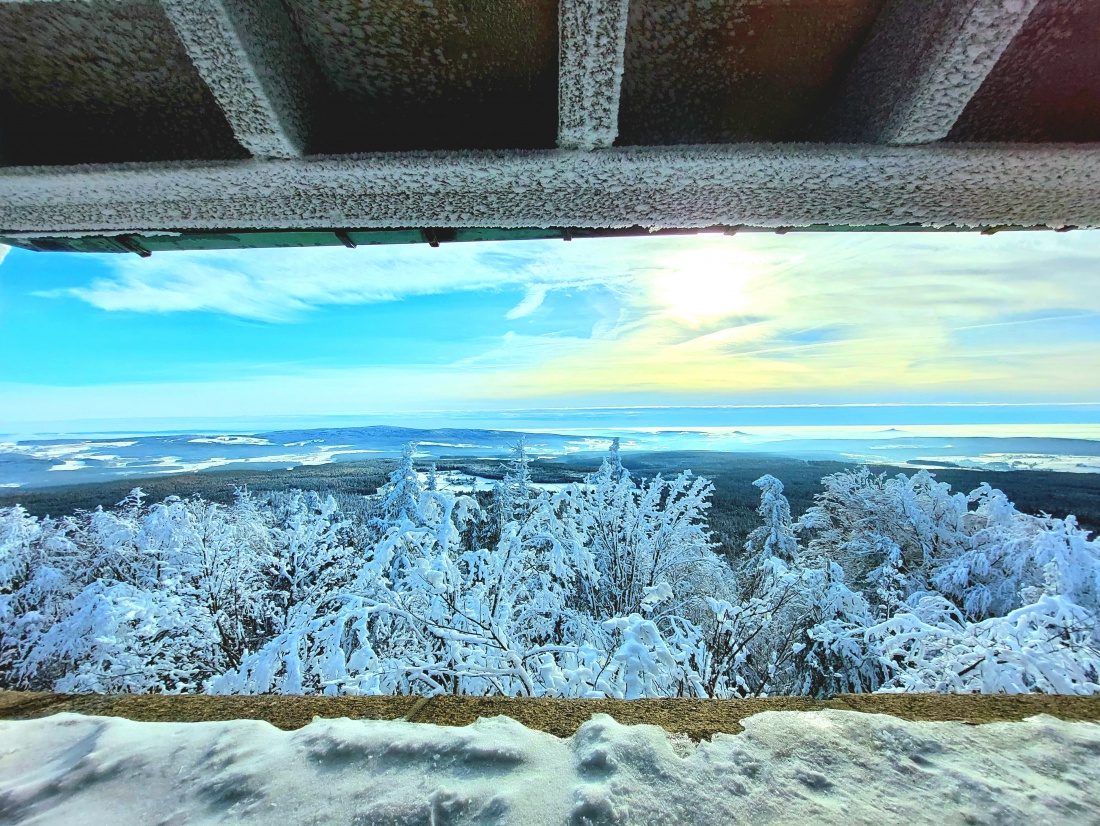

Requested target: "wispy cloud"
[
  {"left": 36, "top": 243, "right": 637, "bottom": 323},
  {"left": 505, "top": 285, "right": 548, "bottom": 319},
  {"left": 11, "top": 231, "right": 1100, "bottom": 425},
  {"left": 445, "top": 232, "right": 1100, "bottom": 405}
]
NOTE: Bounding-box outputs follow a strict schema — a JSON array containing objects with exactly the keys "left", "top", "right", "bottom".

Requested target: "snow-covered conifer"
[
  {"left": 744, "top": 475, "right": 800, "bottom": 565},
  {"left": 375, "top": 443, "right": 423, "bottom": 528},
  {"left": 500, "top": 436, "right": 535, "bottom": 523},
  {"left": 606, "top": 437, "right": 628, "bottom": 483}
]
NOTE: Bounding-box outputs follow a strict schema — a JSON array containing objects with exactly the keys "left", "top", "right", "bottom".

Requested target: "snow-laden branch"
[{"left": 2, "top": 444, "right": 1097, "bottom": 697}]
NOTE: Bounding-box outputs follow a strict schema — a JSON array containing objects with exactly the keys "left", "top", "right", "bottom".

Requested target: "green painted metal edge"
[{"left": 0, "top": 224, "right": 1067, "bottom": 255}]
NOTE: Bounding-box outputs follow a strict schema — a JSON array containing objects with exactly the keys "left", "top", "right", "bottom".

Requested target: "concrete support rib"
[
  {"left": 1, "top": 145, "right": 1098, "bottom": 233},
  {"left": 158, "top": 0, "right": 319, "bottom": 159},
  {"left": 830, "top": 0, "right": 1041, "bottom": 144},
  {"left": 557, "top": 0, "right": 630, "bottom": 150}
]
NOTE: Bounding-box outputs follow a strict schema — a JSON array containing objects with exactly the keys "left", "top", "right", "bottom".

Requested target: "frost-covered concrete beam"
[
  {"left": 830, "top": 0, "right": 1041, "bottom": 144},
  {"left": 158, "top": 0, "right": 319, "bottom": 158},
  {"left": 557, "top": 0, "right": 630, "bottom": 150},
  {"left": 1, "top": 145, "right": 1098, "bottom": 233}
]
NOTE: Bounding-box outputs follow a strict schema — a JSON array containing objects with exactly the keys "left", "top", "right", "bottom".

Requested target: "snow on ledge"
[
  {"left": 1, "top": 710, "right": 1097, "bottom": 824},
  {"left": 0, "top": 144, "right": 1097, "bottom": 234}
]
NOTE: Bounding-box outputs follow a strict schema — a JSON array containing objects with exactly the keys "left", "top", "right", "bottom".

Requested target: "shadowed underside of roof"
[{"left": 0, "top": 0, "right": 1097, "bottom": 249}]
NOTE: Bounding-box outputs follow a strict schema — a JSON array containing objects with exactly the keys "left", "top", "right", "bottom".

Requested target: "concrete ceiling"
[
  {"left": 0, "top": 0, "right": 1097, "bottom": 242},
  {"left": 618, "top": 0, "right": 886, "bottom": 145},
  {"left": 0, "top": 0, "right": 248, "bottom": 165}
]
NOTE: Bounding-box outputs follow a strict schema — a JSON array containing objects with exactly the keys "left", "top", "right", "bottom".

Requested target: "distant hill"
[{"left": 0, "top": 427, "right": 609, "bottom": 490}]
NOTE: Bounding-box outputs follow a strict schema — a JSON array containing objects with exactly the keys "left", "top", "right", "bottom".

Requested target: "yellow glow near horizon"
[{"left": 462, "top": 233, "right": 1100, "bottom": 406}]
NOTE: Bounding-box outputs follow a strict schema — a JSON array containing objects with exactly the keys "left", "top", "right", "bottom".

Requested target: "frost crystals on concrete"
[
  {"left": 831, "top": 0, "right": 1041, "bottom": 144},
  {"left": 558, "top": 0, "right": 630, "bottom": 150},
  {"left": 159, "top": 0, "right": 320, "bottom": 158},
  {"left": 1, "top": 145, "right": 1098, "bottom": 234}
]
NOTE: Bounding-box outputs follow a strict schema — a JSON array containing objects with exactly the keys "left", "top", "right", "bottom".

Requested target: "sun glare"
[{"left": 652, "top": 245, "right": 760, "bottom": 322}]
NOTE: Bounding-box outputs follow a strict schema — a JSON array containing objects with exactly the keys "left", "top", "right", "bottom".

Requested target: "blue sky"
[{"left": 1, "top": 231, "right": 1098, "bottom": 432}]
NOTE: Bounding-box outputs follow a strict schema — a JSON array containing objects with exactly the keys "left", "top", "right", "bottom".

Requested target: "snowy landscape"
[
  {"left": 4, "top": 226, "right": 1100, "bottom": 820},
  {"left": 4, "top": 0, "right": 1100, "bottom": 810},
  {"left": 4, "top": 422, "right": 1100, "bottom": 489},
  {"left": 2, "top": 437, "right": 1097, "bottom": 698}
]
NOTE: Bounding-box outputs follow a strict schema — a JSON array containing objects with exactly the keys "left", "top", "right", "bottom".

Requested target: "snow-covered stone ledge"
[
  {"left": 1, "top": 710, "right": 1098, "bottom": 824},
  {"left": 1, "top": 144, "right": 1098, "bottom": 235}
]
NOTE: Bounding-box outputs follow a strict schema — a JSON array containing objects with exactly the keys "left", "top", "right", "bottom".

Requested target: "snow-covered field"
[
  {"left": 5, "top": 423, "right": 1100, "bottom": 490},
  {"left": 417, "top": 469, "right": 570, "bottom": 494},
  {"left": 1, "top": 711, "right": 1097, "bottom": 825}
]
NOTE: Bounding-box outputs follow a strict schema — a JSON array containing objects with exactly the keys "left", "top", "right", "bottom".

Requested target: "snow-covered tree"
[
  {"left": 795, "top": 562, "right": 880, "bottom": 696},
  {"left": 560, "top": 454, "right": 726, "bottom": 623},
  {"left": 260, "top": 490, "right": 353, "bottom": 635},
  {"left": 798, "top": 468, "right": 969, "bottom": 610},
  {"left": 744, "top": 475, "right": 800, "bottom": 565},
  {"left": 797, "top": 470, "right": 1099, "bottom": 696},
  {"left": 23, "top": 579, "right": 221, "bottom": 693},
  {"left": 0, "top": 507, "right": 79, "bottom": 688},
  {"left": 3, "top": 452, "right": 1096, "bottom": 699},
  {"left": 210, "top": 443, "right": 726, "bottom": 699},
  {"left": 375, "top": 443, "right": 423, "bottom": 528},
  {"left": 498, "top": 436, "right": 535, "bottom": 524},
  {"left": 212, "top": 486, "right": 509, "bottom": 696},
  {"left": 865, "top": 594, "right": 1099, "bottom": 694},
  {"left": 933, "top": 483, "right": 1100, "bottom": 619},
  {"left": 606, "top": 437, "right": 628, "bottom": 483}
]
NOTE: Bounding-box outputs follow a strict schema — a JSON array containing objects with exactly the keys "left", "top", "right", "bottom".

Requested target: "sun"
[{"left": 650, "top": 244, "right": 760, "bottom": 322}]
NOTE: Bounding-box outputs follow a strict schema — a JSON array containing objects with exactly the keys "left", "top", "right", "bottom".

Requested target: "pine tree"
[
  {"left": 744, "top": 475, "right": 800, "bottom": 565},
  {"left": 607, "top": 437, "right": 628, "bottom": 483},
  {"left": 376, "top": 443, "right": 423, "bottom": 528},
  {"left": 501, "top": 436, "right": 535, "bottom": 523}
]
